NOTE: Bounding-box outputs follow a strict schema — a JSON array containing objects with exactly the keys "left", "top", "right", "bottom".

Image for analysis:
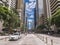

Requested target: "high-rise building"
[
  {"left": 43, "top": 0, "right": 60, "bottom": 18},
  {"left": 43, "top": 0, "right": 51, "bottom": 18},
  {"left": 6, "top": 0, "right": 17, "bottom": 9},
  {"left": 50, "top": 0, "right": 60, "bottom": 32},
  {"left": 50, "top": 0, "right": 60, "bottom": 15},
  {"left": 38, "top": 0, "right": 44, "bottom": 25},
  {"left": 43, "top": 0, "right": 60, "bottom": 32},
  {"left": 35, "top": 0, "right": 39, "bottom": 28},
  {"left": 43, "top": 0, "right": 60, "bottom": 23},
  {"left": 16, "top": 0, "right": 24, "bottom": 30}
]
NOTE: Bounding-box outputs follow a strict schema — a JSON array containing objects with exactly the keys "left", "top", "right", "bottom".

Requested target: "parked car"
[{"left": 9, "top": 32, "right": 20, "bottom": 41}]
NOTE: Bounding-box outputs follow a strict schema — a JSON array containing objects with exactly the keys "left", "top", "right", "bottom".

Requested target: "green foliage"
[
  {"left": 51, "top": 9, "right": 60, "bottom": 27},
  {"left": 0, "top": 6, "right": 9, "bottom": 20},
  {"left": 0, "top": 6, "right": 20, "bottom": 33},
  {"left": 37, "top": 24, "right": 46, "bottom": 30}
]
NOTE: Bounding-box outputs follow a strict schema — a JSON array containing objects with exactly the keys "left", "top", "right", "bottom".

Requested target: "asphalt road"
[{"left": 0, "top": 34, "right": 46, "bottom": 45}]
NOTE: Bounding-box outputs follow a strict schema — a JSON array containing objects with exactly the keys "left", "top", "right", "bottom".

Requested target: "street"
[{"left": 0, "top": 34, "right": 46, "bottom": 45}]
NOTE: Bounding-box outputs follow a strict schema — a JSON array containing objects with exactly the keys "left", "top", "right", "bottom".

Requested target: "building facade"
[
  {"left": 50, "top": 0, "right": 60, "bottom": 15},
  {"left": 43, "top": 0, "right": 60, "bottom": 19},
  {"left": 43, "top": 0, "right": 60, "bottom": 32},
  {"left": 38, "top": 0, "right": 44, "bottom": 25},
  {"left": 43, "top": 0, "right": 51, "bottom": 18},
  {"left": 7, "top": 0, "right": 17, "bottom": 9},
  {"left": 16, "top": 0, "right": 24, "bottom": 30}
]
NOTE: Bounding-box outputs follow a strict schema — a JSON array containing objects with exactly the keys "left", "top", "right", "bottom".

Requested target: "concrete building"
[
  {"left": 16, "top": 0, "right": 24, "bottom": 30},
  {"left": 35, "top": 0, "right": 40, "bottom": 28},
  {"left": 38, "top": 0, "right": 44, "bottom": 25},
  {"left": 39, "top": 14, "right": 45, "bottom": 24},
  {"left": 50, "top": 0, "right": 60, "bottom": 32},
  {"left": 43, "top": 0, "right": 60, "bottom": 19},
  {"left": 43, "top": 0, "right": 51, "bottom": 18},
  {"left": 50, "top": 0, "right": 60, "bottom": 15},
  {"left": 7, "top": 0, "right": 17, "bottom": 9},
  {"left": 43, "top": 0, "right": 60, "bottom": 32},
  {"left": 0, "top": 0, "right": 17, "bottom": 9}
]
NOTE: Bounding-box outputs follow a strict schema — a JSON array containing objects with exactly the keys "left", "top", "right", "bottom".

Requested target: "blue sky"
[
  {"left": 24, "top": 0, "right": 36, "bottom": 29},
  {"left": 24, "top": 0, "right": 44, "bottom": 29},
  {"left": 24, "top": 0, "right": 36, "bottom": 3}
]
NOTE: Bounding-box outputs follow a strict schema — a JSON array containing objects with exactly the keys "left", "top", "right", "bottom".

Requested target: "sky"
[
  {"left": 25, "top": 0, "right": 36, "bottom": 29},
  {"left": 24, "top": 0, "right": 44, "bottom": 29}
]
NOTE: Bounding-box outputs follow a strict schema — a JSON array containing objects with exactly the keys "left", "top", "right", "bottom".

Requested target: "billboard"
[{"left": 24, "top": 0, "right": 36, "bottom": 29}]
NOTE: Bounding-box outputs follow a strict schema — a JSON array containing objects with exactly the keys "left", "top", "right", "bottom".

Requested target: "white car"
[{"left": 9, "top": 33, "right": 20, "bottom": 41}]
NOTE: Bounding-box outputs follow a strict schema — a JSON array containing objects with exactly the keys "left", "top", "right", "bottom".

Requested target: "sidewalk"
[
  {"left": 0, "top": 36, "right": 8, "bottom": 40},
  {"left": 36, "top": 34, "right": 60, "bottom": 45}
]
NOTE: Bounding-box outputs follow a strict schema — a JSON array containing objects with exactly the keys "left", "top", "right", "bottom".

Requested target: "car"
[{"left": 9, "top": 32, "right": 20, "bottom": 41}]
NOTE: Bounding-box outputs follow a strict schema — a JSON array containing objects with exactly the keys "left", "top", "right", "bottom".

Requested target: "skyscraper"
[
  {"left": 43, "top": 0, "right": 60, "bottom": 22},
  {"left": 35, "top": 0, "right": 39, "bottom": 28},
  {"left": 43, "top": 0, "right": 60, "bottom": 32},
  {"left": 43, "top": 0, "right": 51, "bottom": 18},
  {"left": 16, "top": 0, "right": 24, "bottom": 30},
  {"left": 7, "top": 0, "right": 17, "bottom": 9},
  {"left": 38, "top": 0, "right": 44, "bottom": 25},
  {"left": 50, "top": 0, "right": 60, "bottom": 15}
]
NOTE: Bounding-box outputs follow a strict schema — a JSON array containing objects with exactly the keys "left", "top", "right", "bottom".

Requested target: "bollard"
[
  {"left": 46, "top": 37, "right": 47, "bottom": 43},
  {"left": 40, "top": 36, "right": 41, "bottom": 39},
  {"left": 43, "top": 36, "right": 44, "bottom": 41},
  {"left": 51, "top": 39, "right": 53, "bottom": 45},
  {"left": 5, "top": 37, "right": 6, "bottom": 41},
  {"left": 40, "top": 36, "right": 42, "bottom": 40}
]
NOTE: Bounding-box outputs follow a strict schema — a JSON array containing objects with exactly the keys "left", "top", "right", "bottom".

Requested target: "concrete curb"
[{"left": 0, "top": 36, "right": 8, "bottom": 40}]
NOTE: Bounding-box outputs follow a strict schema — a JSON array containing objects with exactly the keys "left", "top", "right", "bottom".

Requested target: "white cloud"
[
  {"left": 29, "top": 2, "right": 36, "bottom": 8},
  {"left": 25, "top": 0, "right": 36, "bottom": 12},
  {"left": 29, "top": 15, "right": 34, "bottom": 18},
  {"left": 29, "top": 0, "right": 36, "bottom": 2},
  {"left": 28, "top": 19, "right": 32, "bottom": 22}
]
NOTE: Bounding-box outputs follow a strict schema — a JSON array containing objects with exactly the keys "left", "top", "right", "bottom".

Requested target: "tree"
[
  {"left": 3, "top": 9, "right": 20, "bottom": 33},
  {"left": 0, "top": 6, "right": 20, "bottom": 33},
  {"left": 45, "top": 18, "right": 52, "bottom": 31},
  {"left": 36, "top": 24, "right": 46, "bottom": 33},
  {"left": 51, "top": 9, "right": 60, "bottom": 27},
  {"left": 0, "top": 6, "right": 10, "bottom": 21}
]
